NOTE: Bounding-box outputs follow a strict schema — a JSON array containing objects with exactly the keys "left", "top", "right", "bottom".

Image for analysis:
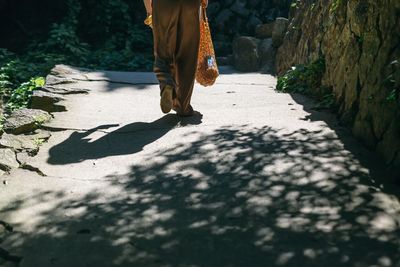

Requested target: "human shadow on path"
[{"left": 46, "top": 113, "right": 203, "bottom": 165}]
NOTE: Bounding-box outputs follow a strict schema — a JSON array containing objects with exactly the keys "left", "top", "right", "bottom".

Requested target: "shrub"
[
  {"left": 5, "top": 77, "right": 45, "bottom": 113},
  {"left": 276, "top": 57, "right": 326, "bottom": 94},
  {"left": 276, "top": 57, "right": 336, "bottom": 110}
]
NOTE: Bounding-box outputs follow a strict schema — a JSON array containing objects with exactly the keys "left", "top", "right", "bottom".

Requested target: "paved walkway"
[{"left": 0, "top": 65, "right": 399, "bottom": 267}]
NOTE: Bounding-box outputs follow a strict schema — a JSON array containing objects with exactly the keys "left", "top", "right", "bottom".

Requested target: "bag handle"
[
  {"left": 200, "top": 2, "right": 207, "bottom": 22},
  {"left": 199, "top": 5, "right": 213, "bottom": 57}
]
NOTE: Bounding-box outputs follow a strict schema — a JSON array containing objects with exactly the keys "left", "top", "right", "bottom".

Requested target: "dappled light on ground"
[{"left": 2, "top": 125, "right": 399, "bottom": 267}]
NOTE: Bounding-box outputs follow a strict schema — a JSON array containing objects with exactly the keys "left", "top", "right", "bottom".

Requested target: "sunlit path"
[{"left": 0, "top": 65, "right": 399, "bottom": 267}]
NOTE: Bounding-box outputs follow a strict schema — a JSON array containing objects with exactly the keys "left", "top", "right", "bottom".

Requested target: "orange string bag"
[{"left": 195, "top": 2, "right": 219, "bottom": 87}]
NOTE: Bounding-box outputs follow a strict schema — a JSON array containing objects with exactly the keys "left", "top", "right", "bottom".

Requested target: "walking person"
[{"left": 143, "top": 0, "right": 208, "bottom": 117}]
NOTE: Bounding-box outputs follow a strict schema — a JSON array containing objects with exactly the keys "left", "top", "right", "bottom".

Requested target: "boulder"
[
  {"left": 217, "top": 56, "right": 233, "bottom": 66},
  {"left": 3, "top": 108, "right": 52, "bottom": 134},
  {"left": 255, "top": 22, "right": 275, "bottom": 39},
  {"left": 258, "top": 38, "right": 275, "bottom": 74},
  {"left": 213, "top": 40, "right": 232, "bottom": 57},
  {"left": 0, "top": 148, "right": 19, "bottom": 171},
  {"left": 247, "top": 15, "right": 263, "bottom": 32},
  {"left": 233, "top": 36, "right": 261, "bottom": 72},
  {"left": 230, "top": 0, "right": 250, "bottom": 17},
  {"left": 207, "top": 2, "right": 221, "bottom": 17},
  {"left": 272, "top": 17, "right": 289, "bottom": 47},
  {"left": 30, "top": 90, "right": 65, "bottom": 112},
  {"left": 215, "top": 9, "right": 234, "bottom": 27}
]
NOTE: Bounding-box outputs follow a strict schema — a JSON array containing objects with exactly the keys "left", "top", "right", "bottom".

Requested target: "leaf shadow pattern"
[{"left": 2, "top": 125, "right": 400, "bottom": 267}]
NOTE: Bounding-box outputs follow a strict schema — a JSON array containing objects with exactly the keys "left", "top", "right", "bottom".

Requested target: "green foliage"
[
  {"left": 277, "top": 57, "right": 326, "bottom": 94},
  {"left": 0, "top": 49, "right": 66, "bottom": 114},
  {"left": 33, "top": 137, "right": 46, "bottom": 147},
  {"left": 45, "top": 23, "right": 89, "bottom": 59},
  {"left": 6, "top": 77, "right": 45, "bottom": 113},
  {"left": 276, "top": 57, "right": 336, "bottom": 109},
  {"left": 33, "top": 113, "right": 50, "bottom": 128},
  {"left": 26, "top": 0, "right": 154, "bottom": 71},
  {"left": 1, "top": 53, "right": 56, "bottom": 91},
  {"left": 0, "top": 0, "right": 154, "bottom": 116},
  {"left": 33, "top": 0, "right": 89, "bottom": 61}
]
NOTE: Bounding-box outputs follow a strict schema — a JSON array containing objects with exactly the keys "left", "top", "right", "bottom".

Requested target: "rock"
[
  {"left": 272, "top": 17, "right": 289, "bottom": 47},
  {"left": 3, "top": 108, "right": 52, "bottom": 134},
  {"left": 233, "top": 36, "right": 261, "bottom": 72},
  {"left": 227, "top": 55, "right": 234, "bottom": 65},
  {"left": 51, "top": 64, "right": 83, "bottom": 77},
  {"left": 376, "top": 119, "right": 400, "bottom": 165},
  {"left": 230, "top": 0, "right": 250, "bottom": 17},
  {"left": 182, "top": 0, "right": 291, "bottom": 57},
  {"left": 255, "top": 22, "right": 275, "bottom": 39},
  {"left": 260, "top": 63, "right": 275, "bottom": 74},
  {"left": 45, "top": 75, "right": 77, "bottom": 86},
  {"left": 258, "top": 38, "right": 275, "bottom": 73},
  {"left": 217, "top": 56, "right": 233, "bottom": 66},
  {"left": 30, "top": 90, "right": 65, "bottom": 112},
  {"left": 275, "top": 0, "right": 400, "bottom": 171},
  {"left": 0, "top": 169, "right": 5, "bottom": 176},
  {"left": 32, "top": 129, "right": 52, "bottom": 140},
  {"left": 247, "top": 0, "right": 260, "bottom": 7},
  {"left": 214, "top": 9, "right": 234, "bottom": 27},
  {"left": 247, "top": 15, "right": 263, "bottom": 32},
  {"left": 16, "top": 151, "right": 32, "bottom": 166},
  {"left": 0, "top": 130, "right": 51, "bottom": 153},
  {"left": 0, "top": 133, "right": 35, "bottom": 151},
  {"left": 40, "top": 86, "right": 89, "bottom": 95},
  {"left": 352, "top": 118, "right": 378, "bottom": 150},
  {"left": 0, "top": 148, "right": 19, "bottom": 171},
  {"left": 213, "top": 40, "right": 232, "bottom": 57},
  {"left": 207, "top": 2, "right": 221, "bottom": 17}
]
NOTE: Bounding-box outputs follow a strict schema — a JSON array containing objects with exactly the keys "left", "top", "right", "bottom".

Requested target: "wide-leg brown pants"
[{"left": 152, "top": 0, "right": 200, "bottom": 114}]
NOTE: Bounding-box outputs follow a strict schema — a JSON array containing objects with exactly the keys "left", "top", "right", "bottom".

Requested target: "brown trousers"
[{"left": 152, "top": 0, "right": 200, "bottom": 114}]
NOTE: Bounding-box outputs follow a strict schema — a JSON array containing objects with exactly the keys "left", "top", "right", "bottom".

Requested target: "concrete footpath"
[{"left": 0, "top": 65, "right": 399, "bottom": 267}]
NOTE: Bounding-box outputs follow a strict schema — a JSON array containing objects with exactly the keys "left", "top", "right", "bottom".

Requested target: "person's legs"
[
  {"left": 173, "top": 0, "right": 201, "bottom": 115},
  {"left": 152, "top": 0, "right": 179, "bottom": 113}
]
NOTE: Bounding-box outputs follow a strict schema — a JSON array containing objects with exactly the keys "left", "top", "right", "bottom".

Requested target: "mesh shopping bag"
[{"left": 196, "top": 3, "right": 219, "bottom": 87}]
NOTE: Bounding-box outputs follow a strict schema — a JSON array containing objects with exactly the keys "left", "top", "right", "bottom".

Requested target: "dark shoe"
[
  {"left": 160, "top": 85, "right": 173, "bottom": 113},
  {"left": 176, "top": 106, "right": 196, "bottom": 117}
]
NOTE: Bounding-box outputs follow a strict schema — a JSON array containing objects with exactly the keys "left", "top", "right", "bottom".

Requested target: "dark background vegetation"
[
  {"left": 0, "top": 0, "right": 153, "bottom": 116},
  {"left": 0, "top": 0, "right": 153, "bottom": 68},
  {"left": 0, "top": 0, "right": 290, "bottom": 119}
]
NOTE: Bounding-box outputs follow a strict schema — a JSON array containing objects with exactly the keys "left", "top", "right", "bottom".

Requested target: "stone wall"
[
  {"left": 276, "top": 0, "right": 400, "bottom": 171},
  {"left": 207, "top": 0, "right": 291, "bottom": 55}
]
